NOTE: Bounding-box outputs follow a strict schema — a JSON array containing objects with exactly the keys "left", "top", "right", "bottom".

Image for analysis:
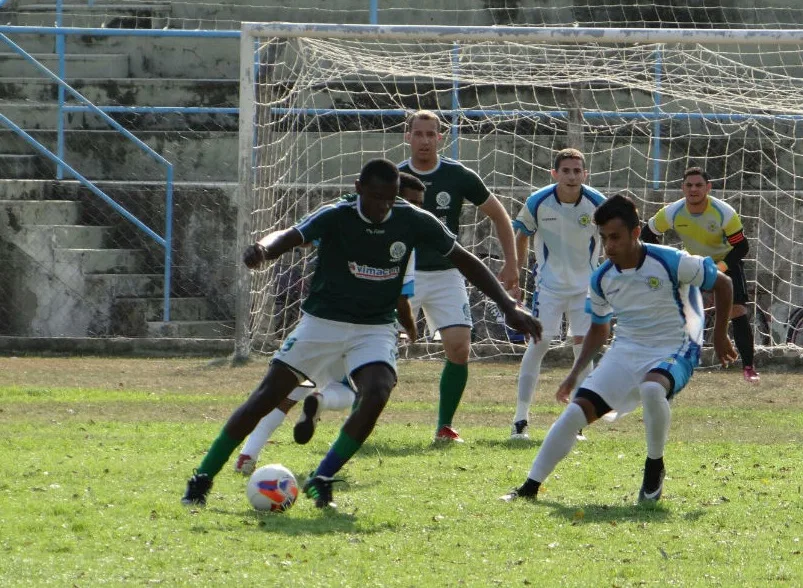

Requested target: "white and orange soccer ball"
[{"left": 246, "top": 464, "right": 299, "bottom": 512}]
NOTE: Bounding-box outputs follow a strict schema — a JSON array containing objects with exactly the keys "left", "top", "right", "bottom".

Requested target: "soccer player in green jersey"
[
  {"left": 642, "top": 167, "right": 759, "bottom": 383},
  {"left": 182, "top": 159, "right": 542, "bottom": 508},
  {"left": 399, "top": 110, "right": 519, "bottom": 443},
  {"left": 231, "top": 172, "right": 427, "bottom": 476}
]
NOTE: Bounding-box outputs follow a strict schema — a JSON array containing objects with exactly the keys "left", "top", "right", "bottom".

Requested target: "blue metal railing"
[{"left": 0, "top": 31, "right": 174, "bottom": 322}]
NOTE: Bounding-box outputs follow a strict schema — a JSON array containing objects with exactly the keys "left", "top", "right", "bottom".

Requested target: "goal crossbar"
[{"left": 242, "top": 22, "right": 803, "bottom": 45}]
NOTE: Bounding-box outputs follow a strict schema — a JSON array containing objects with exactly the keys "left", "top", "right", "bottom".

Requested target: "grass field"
[{"left": 1, "top": 356, "right": 802, "bottom": 586}]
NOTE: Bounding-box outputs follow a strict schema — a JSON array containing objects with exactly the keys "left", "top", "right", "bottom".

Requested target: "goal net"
[{"left": 237, "top": 24, "right": 803, "bottom": 361}]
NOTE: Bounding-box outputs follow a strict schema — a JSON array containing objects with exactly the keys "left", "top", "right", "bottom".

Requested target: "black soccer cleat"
[
  {"left": 293, "top": 393, "right": 322, "bottom": 445},
  {"left": 638, "top": 460, "right": 666, "bottom": 503},
  {"left": 303, "top": 474, "right": 340, "bottom": 509},
  {"left": 499, "top": 478, "right": 540, "bottom": 502},
  {"left": 181, "top": 471, "right": 212, "bottom": 506}
]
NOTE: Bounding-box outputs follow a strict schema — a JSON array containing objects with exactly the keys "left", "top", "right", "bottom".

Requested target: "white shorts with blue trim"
[
  {"left": 272, "top": 313, "right": 398, "bottom": 387},
  {"left": 579, "top": 339, "right": 699, "bottom": 419},
  {"left": 531, "top": 288, "right": 590, "bottom": 339}
]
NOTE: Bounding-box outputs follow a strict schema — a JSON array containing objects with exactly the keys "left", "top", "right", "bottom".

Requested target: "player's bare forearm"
[
  {"left": 480, "top": 196, "right": 518, "bottom": 288},
  {"left": 243, "top": 228, "right": 304, "bottom": 268},
  {"left": 711, "top": 272, "right": 734, "bottom": 336},
  {"left": 569, "top": 322, "right": 609, "bottom": 379},
  {"left": 448, "top": 245, "right": 542, "bottom": 341},
  {"left": 396, "top": 296, "right": 417, "bottom": 341}
]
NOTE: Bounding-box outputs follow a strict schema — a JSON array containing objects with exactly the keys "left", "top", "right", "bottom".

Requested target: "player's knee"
[
  {"left": 640, "top": 380, "right": 669, "bottom": 404},
  {"left": 444, "top": 339, "right": 470, "bottom": 363}
]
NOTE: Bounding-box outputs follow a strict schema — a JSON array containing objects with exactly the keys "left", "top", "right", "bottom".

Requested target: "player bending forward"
[
  {"left": 182, "top": 159, "right": 541, "bottom": 509},
  {"left": 501, "top": 194, "right": 736, "bottom": 504}
]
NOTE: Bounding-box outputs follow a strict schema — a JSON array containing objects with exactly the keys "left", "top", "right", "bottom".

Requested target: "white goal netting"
[{"left": 239, "top": 25, "right": 803, "bottom": 360}]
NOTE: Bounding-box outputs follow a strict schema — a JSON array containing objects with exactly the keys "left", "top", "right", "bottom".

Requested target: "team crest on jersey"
[
  {"left": 578, "top": 213, "right": 592, "bottom": 227},
  {"left": 435, "top": 191, "right": 451, "bottom": 209},
  {"left": 646, "top": 276, "right": 663, "bottom": 290},
  {"left": 389, "top": 241, "right": 407, "bottom": 261},
  {"left": 706, "top": 220, "right": 719, "bottom": 232}
]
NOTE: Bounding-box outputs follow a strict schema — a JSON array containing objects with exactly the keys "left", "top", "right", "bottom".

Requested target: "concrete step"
[
  {"left": 0, "top": 180, "right": 51, "bottom": 200},
  {"left": 0, "top": 78, "right": 238, "bottom": 108},
  {"left": 0, "top": 154, "right": 46, "bottom": 180},
  {"left": 54, "top": 247, "right": 147, "bottom": 274},
  {"left": 3, "top": 36, "right": 239, "bottom": 78},
  {"left": 19, "top": 224, "right": 114, "bottom": 248},
  {"left": 0, "top": 129, "right": 237, "bottom": 182},
  {"left": 15, "top": 3, "right": 172, "bottom": 29},
  {"left": 0, "top": 199, "right": 81, "bottom": 225},
  {"left": 147, "top": 320, "right": 235, "bottom": 339},
  {"left": 0, "top": 53, "right": 129, "bottom": 79},
  {"left": 0, "top": 101, "right": 238, "bottom": 132},
  {"left": 84, "top": 272, "right": 164, "bottom": 297},
  {"left": 115, "top": 296, "right": 210, "bottom": 322}
]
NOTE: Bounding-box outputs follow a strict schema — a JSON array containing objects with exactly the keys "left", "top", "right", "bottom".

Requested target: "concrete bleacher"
[{"left": 0, "top": 0, "right": 802, "bottom": 342}]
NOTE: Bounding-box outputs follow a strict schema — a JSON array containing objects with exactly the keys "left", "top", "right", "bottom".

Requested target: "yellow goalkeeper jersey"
[{"left": 647, "top": 195, "right": 744, "bottom": 262}]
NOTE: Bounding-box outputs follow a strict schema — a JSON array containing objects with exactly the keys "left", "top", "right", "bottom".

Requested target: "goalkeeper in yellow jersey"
[{"left": 641, "top": 166, "right": 759, "bottom": 383}]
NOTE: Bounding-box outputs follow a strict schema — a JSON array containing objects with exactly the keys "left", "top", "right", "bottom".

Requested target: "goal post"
[{"left": 235, "top": 22, "right": 803, "bottom": 361}]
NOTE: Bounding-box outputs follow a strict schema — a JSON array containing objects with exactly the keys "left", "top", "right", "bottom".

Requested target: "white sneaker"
[
  {"left": 510, "top": 419, "right": 529, "bottom": 440},
  {"left": 233, "top": 453, "right": 256, "bottom": 475}
]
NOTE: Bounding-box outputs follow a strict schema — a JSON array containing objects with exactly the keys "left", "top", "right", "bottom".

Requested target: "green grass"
[{"left": 0, "top": 357, "right": 802, "bottom": 586}]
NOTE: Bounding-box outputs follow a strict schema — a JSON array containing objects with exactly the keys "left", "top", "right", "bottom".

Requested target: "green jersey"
[
  {"left": 398, "top": 157, "right": 491, "bottom": 271},
  {"left": 294, "top": 195, "right": 456, "bottom": 324}
]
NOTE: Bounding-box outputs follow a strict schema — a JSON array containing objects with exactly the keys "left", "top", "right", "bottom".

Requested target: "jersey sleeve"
[
  {"left": 401, "top": 249, "right": 415, "bottom": 298},
  {"left": 413, "top": 209, "right": 458, "bottom": 256},
  {"left": 462, "top": 167, "right": 492, "bottom": 207},
  {"left": 587, "top": 271, "right": 613, "bottom": 324},
  {"left": 294, "top": 204, "right": 338, "bottom": 244},
  {"left": 512, "top": 197, "right": 537, "bottom": 236},
  {"left": 648, "top": 206, "right": 671, "bottom": 235},
  {"left": 721, "top": 208, "right": 744, "bottom": 237},
  {"left": 677, "top": 251, "right": 718, "bottom": 290}
]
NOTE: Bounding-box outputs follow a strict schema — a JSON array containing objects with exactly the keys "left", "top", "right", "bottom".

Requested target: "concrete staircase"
[{"left": 0, "top": 180, "right": 235, "bottom": 338}]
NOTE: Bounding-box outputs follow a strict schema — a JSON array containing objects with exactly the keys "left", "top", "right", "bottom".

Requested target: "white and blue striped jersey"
[
  {"left": 587, "top": 244, "right": 718, "bottom": 351},
  {"left": 513, "top": 184, "right": 606, "bottom": 296}
]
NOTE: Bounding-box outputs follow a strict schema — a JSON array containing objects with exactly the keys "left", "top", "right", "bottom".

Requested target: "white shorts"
[
  {"left": 409, "top": 268, "right": 472, "bottom": 332},
  {"left": 531, "top": 288, "right": 590, "bottom": 339},
  {"left": 272, "top": 313, "right": 398, "bottom": 386},
  {"left": 579, "top": 341, "right": 698, "bottom": 418}
]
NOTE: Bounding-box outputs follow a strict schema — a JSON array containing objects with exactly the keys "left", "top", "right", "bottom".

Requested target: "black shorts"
[{"left": 726, "top": 260, "right": 749, "bottom": 305}]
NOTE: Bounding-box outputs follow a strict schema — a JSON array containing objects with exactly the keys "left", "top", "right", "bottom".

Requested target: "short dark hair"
[
  {"left": 359, "top": 158, "right": 399, "bottom": 185},
  {"left": 554, "top": 148, "right": 586, "bottom": 170},
  {"left": 683, "top": 166, "right": 710, "bottom": 182},
  {"left": 399, "top": 172, "right": 425, "bottom": 193},
  {"left": 593, "top": 193, "right": 640, "bottom": 231}
]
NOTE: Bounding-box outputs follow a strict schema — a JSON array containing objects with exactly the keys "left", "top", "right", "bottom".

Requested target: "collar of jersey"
[
  {"left": 613, "top": 243, "right": 648, "bottom": 273},
  {"left": 406, "top": 156, "right": 441, "bottom": 176},
  {"left": 552, "top": 184, "right": 584, "bottom": 207},
  {"left": 356, "top": 194, "right": 393, "bottom": 224},
  {"left": 684, "top": 195, "right": 712, "bottom": 217}
]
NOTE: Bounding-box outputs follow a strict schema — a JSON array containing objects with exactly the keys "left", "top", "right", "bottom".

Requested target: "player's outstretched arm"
[
  {"left": 710, "top": 271, "right": 738, "bottom": 367},
  {"left": 447, "top": 244, "right": 541, "bottom": 342},
  {"left": 479, "top": 196, "right": 518, "bottom": 289},
  {"left": 243, "top": 228, "right": 304, "bottom": 269},
  {"left": 556, "top": 321, "right": 609, "bottom": 403}
]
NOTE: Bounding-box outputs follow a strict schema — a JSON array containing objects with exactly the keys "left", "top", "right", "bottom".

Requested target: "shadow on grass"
[
  {"left": 200, "top": 506, "right": 360, "bottom": 535},
  {"left": 531, "top": 498, "right": 705, "bottom": 524}
]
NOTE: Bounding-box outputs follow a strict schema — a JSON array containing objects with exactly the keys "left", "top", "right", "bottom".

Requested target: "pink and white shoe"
[
  {"left": 233, "top": 453, "right": 256, "bottom": 475},
  {"left": 743, "top": 366, "right": 760, "bottom": 384}
]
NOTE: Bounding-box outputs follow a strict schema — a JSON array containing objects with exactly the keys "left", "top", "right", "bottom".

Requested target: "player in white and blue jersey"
[
  {"left": 502, "top": 194, "right": 737, "bottom": 504},
  {"left": 510, "top": 148, "right": 606, "bottom": 439}
]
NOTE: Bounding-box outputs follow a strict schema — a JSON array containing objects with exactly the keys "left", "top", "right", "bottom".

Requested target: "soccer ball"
[{"left": 246, "top": 464, "right": 299, "bottom": 512}]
